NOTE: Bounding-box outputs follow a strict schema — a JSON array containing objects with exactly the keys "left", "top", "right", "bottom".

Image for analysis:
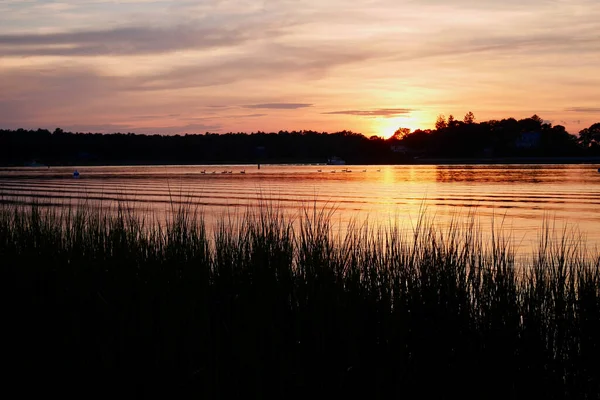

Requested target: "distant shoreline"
[{"left": 3, "top": 156, "right": 600, "bottom": 168}]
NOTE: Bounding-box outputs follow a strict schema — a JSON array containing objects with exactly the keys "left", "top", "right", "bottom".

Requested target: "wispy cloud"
[
  {"left": 207, "top": 113, "right": 268, "bottom": 119},
  {"left": 0, "top": 24, "right": 279, "bottom": 57},
  {"left": 565, "top": 107, "right": 600, "bottom": 113},
  {"left": 244, "top": 103, "right": 313, "bottom": 110},
  {"left": 323, "top": 108, "right": 414, "bottom": 117}
]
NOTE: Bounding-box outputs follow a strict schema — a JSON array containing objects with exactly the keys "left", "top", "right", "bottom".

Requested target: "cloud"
[
  {"left": 323, "top": 108, "right": 414, "bottom": 118},
  {"left": 0, "top": 40, "right": 373, "bottom": 125},
  {"left": 0, "top": 24, "right": 276, "bottom": 56},
  {"left": 244, "top": 103, "right": 313, "bottom": 110},
  {"left": 112, "top": 43, "right": 380, "bottom": 91},
  {"left": 565, "top": 107, "right": 600, "bottom": 113},
  {"left": 131, "top": 114, "right": 181, "bottom": 120},
  {"left": 0, "top": 66, "right": 120, "bottom": 125},
  {"left": 229, "top": 113, "right": 268, "bottom": 118},
  {"left": 185, "top": 113, "right": 268, "bottom": 119}
]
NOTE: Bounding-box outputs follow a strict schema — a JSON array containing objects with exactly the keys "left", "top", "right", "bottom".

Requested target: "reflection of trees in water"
[{"left": 434, "top": 165, "right": 569, "bottom": 184}]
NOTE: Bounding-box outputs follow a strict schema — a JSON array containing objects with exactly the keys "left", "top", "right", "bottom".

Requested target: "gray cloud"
[
  {"left": 0, "top": 23, "right": 281, "bottom": 56},
  {"left": 395, "top": 33, "right": 600, "bottom": 67},
  {"left": 0, "top": 39, "right": 377, "bottom": 126},
  {"left": 124, "top": 43, "right": 378, "bottom": 91},
  {"left": 229, "top": 113, "right": 268, "bottom": 118},
  {"left": 131, "top": 114, "right": 181, "bottom": 120},
  {"left": 0, "top": 67, "right": 121, "bottom": 125},
  {"left": 556, "top": 119, "right": 583, "bottom": 125},
  {"left": 323, "top": 108, "right": 414, "bottom": 117},
  {"left": 244, "top": 103, "right": 312, "bottom": 110},
  {"left": 183, "top": 113, "right": 267, "bottom": 120},
  {"left": 565, "top": 107, "right": 600, "bottom": 113}
]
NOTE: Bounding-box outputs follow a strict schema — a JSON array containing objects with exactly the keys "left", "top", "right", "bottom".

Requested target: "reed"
[{"left": 1, "top": 201, "right": 599, "bottom": 398}]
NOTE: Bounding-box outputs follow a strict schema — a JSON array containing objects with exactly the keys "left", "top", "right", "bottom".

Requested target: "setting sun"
[{"left": 377, "top": 116, "right": 422, "bottom": 139}]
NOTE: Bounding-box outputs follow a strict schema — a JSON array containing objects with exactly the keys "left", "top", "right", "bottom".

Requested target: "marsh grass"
[{"left": 1, "top": 200, "right": 599, "bottom": 399}]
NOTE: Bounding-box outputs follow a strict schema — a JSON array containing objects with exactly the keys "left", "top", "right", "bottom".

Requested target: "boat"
[
  {"left": 73, "top": 170, "right": 80, "bottom": 178},
  {"left": 327, "top": 156, "right": 346, "bottom": 165}
]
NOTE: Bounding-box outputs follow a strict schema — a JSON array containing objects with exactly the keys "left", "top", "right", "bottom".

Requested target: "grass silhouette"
[{"left": 1, "top": 200, "right": 599, "bottom": 398}]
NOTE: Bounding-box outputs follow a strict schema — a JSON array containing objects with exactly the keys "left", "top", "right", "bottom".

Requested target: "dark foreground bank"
[{"left": 1, "top": 203, "right": 599, "bottom": 399}]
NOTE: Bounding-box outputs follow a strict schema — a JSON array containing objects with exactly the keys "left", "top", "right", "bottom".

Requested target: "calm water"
[{"left": 2, "top": 164, "right": 600, "bottom": 253}]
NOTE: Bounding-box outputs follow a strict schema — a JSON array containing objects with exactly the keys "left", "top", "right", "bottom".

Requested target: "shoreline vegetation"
[
  {"left": 2, "top": 201, "right": 599, "bottom": 398},
  {"left": 2, "top": 115, "right": 600, "bottom": 167}
]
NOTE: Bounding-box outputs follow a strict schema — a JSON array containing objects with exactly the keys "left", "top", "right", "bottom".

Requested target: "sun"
[{"left": 376, "top": 116, "right": 422, "bottom": 139}]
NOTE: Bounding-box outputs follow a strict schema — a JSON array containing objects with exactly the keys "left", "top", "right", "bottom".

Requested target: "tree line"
[
  {"left": 395, "top": 113, "right": 600, "bottom": 159},
  {"left": 0, "top": 129, "right": 393, "bottom": 166},
  {"left": 1, "top": 114, "right": 599, "bottom": 166}
]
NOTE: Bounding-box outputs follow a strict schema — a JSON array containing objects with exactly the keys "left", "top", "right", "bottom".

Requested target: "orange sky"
[{"left": 1, "top": 0, "right": 599, "bottom": 138}]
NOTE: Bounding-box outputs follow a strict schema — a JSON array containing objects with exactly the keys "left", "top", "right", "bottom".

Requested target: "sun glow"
[{"left": 377, "top": 116, "right": 422, "bottom": 139}]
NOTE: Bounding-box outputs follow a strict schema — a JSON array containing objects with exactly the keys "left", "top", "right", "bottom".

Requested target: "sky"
[{"left": 1, "top": 0, "right": 599, "bottom": 138}]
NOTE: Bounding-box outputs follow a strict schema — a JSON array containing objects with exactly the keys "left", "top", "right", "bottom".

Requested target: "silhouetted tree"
[
  {"left": 399, "top": 129, "right": 431, "bottom": 152},
  {"left": 463, "top": 111, "right": 475, "bottom": 124},
  {"left": 392, "top": 127, "right": 411, "bottom": 140},
  {"left": 447, "top": 115, "right": 460, "bottom": 129},
  {"left": 518, "top": 115, "right": 544, "bottom": 132},
  {"left": 435, "top": 115, "right": 447, "bottom": 130},
  {"left": 531, "top": 114, "right": 543, "bottom": 124},
  {"left": 539, "top": 124, "right": 579, "bottom": 155},
  {"left": 0, "top": 127, "right": 402, "bottom": 166},
  {"left": 578, "top": 122, "right": 600, "bottom": 148}
]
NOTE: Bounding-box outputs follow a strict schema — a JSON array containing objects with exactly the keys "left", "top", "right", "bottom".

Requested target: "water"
[{"left": 2, "top": 164, "right": 600, "bottom": 253}]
